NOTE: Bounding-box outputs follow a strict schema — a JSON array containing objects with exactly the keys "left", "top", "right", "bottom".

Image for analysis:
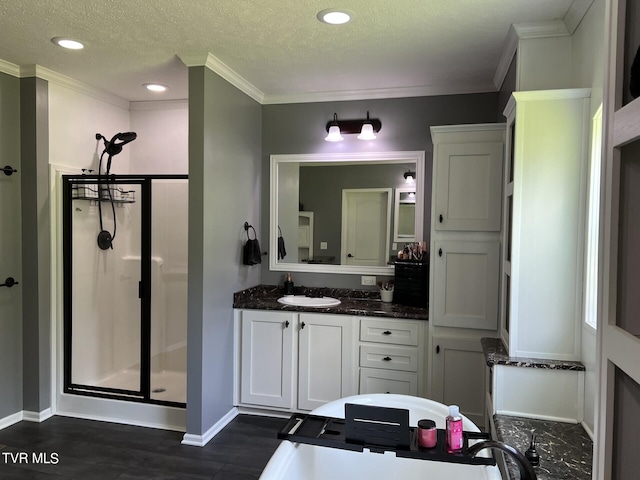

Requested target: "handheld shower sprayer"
[{"left": 94, "top": 131, "right": 137, "bottom": 250}]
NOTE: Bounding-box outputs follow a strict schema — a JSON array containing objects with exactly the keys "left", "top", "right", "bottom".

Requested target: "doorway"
[
  {"left": 62, "top": 174, "right": 188, "bottom": 407},
  {"left": 341, "top": 188, "right": 391, "bottom": 266}
]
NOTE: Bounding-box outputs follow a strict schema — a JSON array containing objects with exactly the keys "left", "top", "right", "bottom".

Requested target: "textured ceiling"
[{"left": 0, "top": 0, "right": 579, "bottom": 103}]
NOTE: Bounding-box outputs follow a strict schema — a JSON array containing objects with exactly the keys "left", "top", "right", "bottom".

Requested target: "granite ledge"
[
  {"left": 233, "top": 285, "right": 428, "bottom": 321},
  {"left": 494, "top": 414, "right": 592, "bottom": 480},
  {"left": 481, "top": 337, "right": 585, "bottom": 371}
]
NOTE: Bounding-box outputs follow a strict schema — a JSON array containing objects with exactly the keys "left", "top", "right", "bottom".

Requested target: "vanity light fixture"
[
  {"left": 51, "top": 37, "right": 84, "bottom": 50},
  {"left": 404, "top": 170, "right": 416, "bottom": 184},
  {"left": 324, "top": 111, "right": 381, "bottom": 142},
  {"left": 144, "top": 83, "right": 168, "bottom": 92}
]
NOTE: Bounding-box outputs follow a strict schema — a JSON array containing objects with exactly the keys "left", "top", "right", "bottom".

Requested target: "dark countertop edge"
[
  {"left": 233, "top": 285, "right": 429, "bottom": 321},
  {"left": 481, "top": 337, "right": 585, "bottom": 371}
]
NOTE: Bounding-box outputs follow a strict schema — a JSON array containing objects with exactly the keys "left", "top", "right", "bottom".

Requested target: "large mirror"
[{"left": 270, "top": 151, "right": 425, "bottom": 275}]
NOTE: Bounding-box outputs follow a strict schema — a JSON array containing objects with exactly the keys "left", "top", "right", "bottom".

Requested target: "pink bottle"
[{"left": 446, "top": 405, "right": 463, "bottom": 453}]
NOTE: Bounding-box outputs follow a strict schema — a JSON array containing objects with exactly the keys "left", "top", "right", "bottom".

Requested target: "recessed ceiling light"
[
  {"left": 144, "top": 83, "right": 168, "bottom": 92},
  {"left": 317, "top": 9, "right": 352, "bottom": 25},
  {"left": 51, "top": 37, "right": 84, "bottom": 50}
]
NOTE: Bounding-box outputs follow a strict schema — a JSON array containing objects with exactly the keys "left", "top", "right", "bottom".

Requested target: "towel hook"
[{"left": 2, "top": 165, "right": 18, "bottom": 176}]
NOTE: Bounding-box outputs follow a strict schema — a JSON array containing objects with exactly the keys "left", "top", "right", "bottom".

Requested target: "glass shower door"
[{"left": 64, "top": 177, "right": 149, "bottom": 399}]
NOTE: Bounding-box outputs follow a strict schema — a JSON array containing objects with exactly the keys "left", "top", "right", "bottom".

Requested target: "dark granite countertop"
[
  {"left": 494, "top": 414, "right": 592, "bottom": 480},
  {"left": 233, "top": 285, "right": 428, "bottom": 320},
  {"left": 481, "top": 338, "right": 585, "bottom": 371}
]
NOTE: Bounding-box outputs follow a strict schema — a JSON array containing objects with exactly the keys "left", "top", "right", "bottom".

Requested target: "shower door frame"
[{"left": 62, "top": 174, "right": 188, "bottom": 408}]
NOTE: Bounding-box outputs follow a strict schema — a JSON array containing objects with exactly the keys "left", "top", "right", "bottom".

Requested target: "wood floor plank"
[{"left": 0, "top": 414, "right": 289, "bottom": 480}]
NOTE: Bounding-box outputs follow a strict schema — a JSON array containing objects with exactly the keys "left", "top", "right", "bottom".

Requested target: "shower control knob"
[{"left": 0, "top": 277, "right": 19, "bottom": 288}]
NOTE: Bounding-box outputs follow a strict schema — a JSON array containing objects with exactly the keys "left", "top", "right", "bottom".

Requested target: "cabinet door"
[
  {"left": 298, "top": 314, "right": 356, "bottom": 411},
  {"left": 434, "top": 142, "right": 503, "bottom": 231},
  {"left": 432, "top": 241, "right": 500, "bottom": 330},
  {"left": 240, "top": 310, "right": 295, "bottom": 409},
  {"left": 431, "top": 336, "right": 486, "bottom": 429}
]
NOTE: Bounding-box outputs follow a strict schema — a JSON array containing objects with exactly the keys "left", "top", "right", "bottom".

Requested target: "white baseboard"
[
  {"left": 581, "top": 420, "right": 594, "bottom": 441},
  {"left": 22, "top": 408, "right": 53, "bottom": 423},
  {"left": 0, "top": 411, "right": 23, "bottom": 430},
  {"left": 182, "top": 407, "right": 239, "bottom": 447},
  {"left": 495, "top": 409, "right": 579, "bottom": 424},
  {"left": 0, "top": 408, "right": 54, "bottom": 431}
]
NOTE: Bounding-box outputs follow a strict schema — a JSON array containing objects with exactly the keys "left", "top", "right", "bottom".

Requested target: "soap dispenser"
[
  {"left": 284, "top": 273, "right": 294, "bottom": 295},
  {"left": 525, "top": 433, "right": 540, "bottom": 466}
]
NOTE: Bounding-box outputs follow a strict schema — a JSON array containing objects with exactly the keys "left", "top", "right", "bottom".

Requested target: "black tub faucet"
[{"left": 467, "top": 440, "right": 537, "bottom": 480}]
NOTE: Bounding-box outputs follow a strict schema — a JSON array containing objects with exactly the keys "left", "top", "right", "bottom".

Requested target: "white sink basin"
[{"left": 277, "top": 295, "right": 341, "bottom": 307}]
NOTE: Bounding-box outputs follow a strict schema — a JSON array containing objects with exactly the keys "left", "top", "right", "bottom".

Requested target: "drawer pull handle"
[
  {"left": 439, "top": 214, "right": 443, "bottom": 223},
  {"left": 382, "top": 356, "right": 392, "bottom": 361},
  {"left": 382, "top": 330, "right": 392, "bottom": 335},
  {"left": 436, "top": 345, "right": 440, "bottom": 354},
  {"left": 438, "top": 248, "right": 443, "bottom": 257}
]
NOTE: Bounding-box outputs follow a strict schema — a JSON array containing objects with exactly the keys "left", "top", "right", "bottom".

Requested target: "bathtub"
[{"left": 259, "top": 394, "right": 502, "bottom": 480}]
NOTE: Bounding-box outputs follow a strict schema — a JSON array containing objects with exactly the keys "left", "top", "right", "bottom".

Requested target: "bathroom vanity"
[{"left": 233, "top": 286, "right": 429, "bottom": 414}]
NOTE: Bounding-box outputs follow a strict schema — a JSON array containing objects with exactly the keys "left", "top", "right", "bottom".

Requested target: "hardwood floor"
[{"left": 0, "top": 414, "right": 289, "bottom": 480}]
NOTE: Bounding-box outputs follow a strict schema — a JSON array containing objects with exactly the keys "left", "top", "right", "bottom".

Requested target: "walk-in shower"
[{"left": 62, "top": 171, "right": 188, "bottom": 407}]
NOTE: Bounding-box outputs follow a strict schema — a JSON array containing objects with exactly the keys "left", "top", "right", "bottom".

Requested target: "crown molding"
[
  {"left": 178, "top": 52, "right": 265, "bottom": 104},
  {"left": 0, "top": 58, "right": 20, "bottom": 77},
  {"left": 20, "top": 64, "right": 130, "bottom": 110},
  {"left": 262, "top": 82, "right": 498, "bottom": 105},
  {"left": 512, "top": 19, "right": 570, "bottom": 39},
  {"left": 430, "top": 123, "right": 507, "bottom": 136}
]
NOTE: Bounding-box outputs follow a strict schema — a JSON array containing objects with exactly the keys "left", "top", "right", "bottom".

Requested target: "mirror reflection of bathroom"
[
  {"left": 394, "top": 187, "right": 416, "bottom": 242},
  {"left": 65, "top": 176, "right": 188, "bottom": 406}
]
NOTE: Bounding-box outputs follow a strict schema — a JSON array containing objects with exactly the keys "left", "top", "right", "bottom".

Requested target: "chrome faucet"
[{"left": 467, "top": 440, "right": 538, "bottom": 480}]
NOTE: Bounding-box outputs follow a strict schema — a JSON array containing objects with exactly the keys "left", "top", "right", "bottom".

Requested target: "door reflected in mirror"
[{"left": 270, "top": 151, "right": 425, "bottom": 275}]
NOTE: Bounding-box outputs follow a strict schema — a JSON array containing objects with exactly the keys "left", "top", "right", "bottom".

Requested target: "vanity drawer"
[
  {"left": 359, "top": 368, "right": 418, "bottom": 396},
  {"left": 360, "top": 345, "right": 418, "bottom": 372},
  {"left": 360, "top": 318, "right": 420, "bottom": 346}
]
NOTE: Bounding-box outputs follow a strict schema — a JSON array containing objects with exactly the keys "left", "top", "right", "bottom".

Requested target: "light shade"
[
  {"left": 325, "top": 125, "right": 344, "bottom": 142},
  {"left": 357, "top": 123, "right": 377, "bottom": 140}
]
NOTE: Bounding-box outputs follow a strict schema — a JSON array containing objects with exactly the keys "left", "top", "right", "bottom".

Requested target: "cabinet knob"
[
  {"left": 0, "top": 277, "right": 19, "bottom": 288},
  {"left": 347, "top": 253, "right": 353, "bottom": 258},
  {"left": 284, "top": 320, "right": 289, "bottom": 328},
  {"left": 383, "top": 356, "right": 392, "bottom": 362},
  {"left": 436, "top": 345, "right": 440, "bottom": 354},
  {"left": 438, "top": 248, "right": 443, "bottom": 257},
  {"left": 301, "top": 321, "right": 306, "bottom": 329},
  {"left": 382, "top": 330, "right": 392, "bottom": 335},
  {"left": 439, "top": 214, "right": 443, "bottom": 223}
]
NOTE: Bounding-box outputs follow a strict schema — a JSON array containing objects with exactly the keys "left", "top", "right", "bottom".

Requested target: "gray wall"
[
  {"left": 0, "top": 72, "right": 23, "bottom": 419},
  {"left": 20, "top": 77, "right": 51, "bottom": 413},
  {"left": 186, "top": 67, "right": 262, "bottom": 435},
  {"left": 261, "top": 93, "right": 500, "bottom": 288}
]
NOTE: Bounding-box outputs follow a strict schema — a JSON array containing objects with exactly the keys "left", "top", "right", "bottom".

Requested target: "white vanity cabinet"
[
  {"left": 237, "top": 310, "right": 358, "bottom": 412},
  {"left": 430, "top": 336, "right": 487, "bottom": 430},
  {"left": 298, "top": 313, "right": 357, "bottom": 411},
  {"left": 358, "top": 317, "right": 427, "bottom": 397},
  {"left": 239, "top": 310, "right": 296, "bottom": 409}
]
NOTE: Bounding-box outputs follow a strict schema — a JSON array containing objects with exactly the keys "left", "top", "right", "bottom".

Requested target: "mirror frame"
[{"left": 269, "top": 151, "right": 425, "bottom": 275}]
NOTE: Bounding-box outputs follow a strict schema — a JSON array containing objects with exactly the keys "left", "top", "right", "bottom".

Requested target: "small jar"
[{"left": 417, "top": 419, "right": 437, "bottom": 448}]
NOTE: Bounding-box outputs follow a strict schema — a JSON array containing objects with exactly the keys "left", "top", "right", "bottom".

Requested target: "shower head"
[{"left": 96, "top": 131, "right": 137, "bottom": 158}]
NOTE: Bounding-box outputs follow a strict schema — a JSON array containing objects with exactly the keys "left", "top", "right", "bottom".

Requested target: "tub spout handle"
[{"left": 467, "top": 440, "right": 537, "bottom": 480}]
